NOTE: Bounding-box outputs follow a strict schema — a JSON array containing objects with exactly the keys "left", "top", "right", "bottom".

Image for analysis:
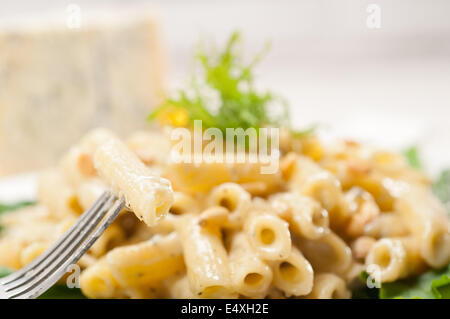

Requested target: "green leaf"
[
  {"left": 380, "top": 265, "right": 450, "bottom": 299},
  {"left": 403, "top": 146, "right": 422, "bottom": 169},
  {"left": 38, "top": 285, "right": 86, "bottom": 299},
  {"left": 148, "top": 31, "right": 295, "bottom": 136},
  {"left": 0, "top": 266, "right": 12, "bottom": 278},
  {"left": 0, "top": 201, "right": 34, "bottom": 215},
  {"left": 431, "top": 274, "right": 450, "bottom": 299},
  {"left": 432, "top": 169, "right": 450, "bottom": 214},
  {"left": 290, "top": 124, "right": 318, "bottom": 138}
]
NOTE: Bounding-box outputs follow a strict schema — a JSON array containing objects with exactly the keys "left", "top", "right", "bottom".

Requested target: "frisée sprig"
[{"left": 148, "top": 31, "right": 308, "bottom": 136}]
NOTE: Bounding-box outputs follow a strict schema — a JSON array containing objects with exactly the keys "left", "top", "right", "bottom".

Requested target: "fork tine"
[
  {"left": 0, "top": 191, "right": 112, "bottom": 285},
  {"left": 9, "top": 198, "right": 125, "bottom": 299},
  {"left": 3, "top": 194, "right": 117, "bottom": 293}
]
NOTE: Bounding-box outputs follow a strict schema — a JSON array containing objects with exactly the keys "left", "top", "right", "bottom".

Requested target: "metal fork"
[{"left": 0, "top": 191, "right": 125, "bottom": 299}]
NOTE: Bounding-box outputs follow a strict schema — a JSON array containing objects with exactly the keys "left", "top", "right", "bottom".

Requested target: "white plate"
[{"left": 0, "top": 173, "right": 37, "bottom": 204}]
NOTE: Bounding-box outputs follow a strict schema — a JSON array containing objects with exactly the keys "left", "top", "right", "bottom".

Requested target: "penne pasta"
[
  {"left": 19, "top": 242, "right": 48, "bottom": 266},
  {"left": 169, "top": 192, "right": 200, "bottom": 215},
  {"left": 208, "top": 183, "right": 251, "bottom": 227},
  {"left": 60, "top": 146, "right": 97, "bottom": 188},
  {"left": 272, "top": 246, "right": 314, "bottom": 297},
  {"left": 366, "top": 237, "right": 426, "bottom": 283},
  {"left": 60, "top": 128, "right": 116, "bottom": 188},
  {"left": 306, "top": 273, "right": 351, "bottom": 299},
  {"left": 76, "top": 178, "right": 108, "bottom": 211},
  {"left": 94, "top": 136, "right": 174, "bottom": 226},
  {"left": 89, "top": 224, "right": 126, "bottom": 258},
  {"left": 1, "top": 123, "right": 449, "bottom": 300},
  {"left": 126, "top": 130, "right": 172, "bottom": 167},
  {"left": 228, "top": 232, "right": 273, "bottom": 298},
  {"left": 351, "top": 236, "right": 376, "bottom": 261},
  {"left": 37, "top": 169, "right": 82, "bottom": 217},
  {"left": 271, "top": 192, "right": 329, "bottom": 240},
  {"left": 123, "top": 284, "right": 167, "bottom": 299},
  {"left": 164, "top": 273, "right": 198, "bottom": 299},
  {"left": 395, "top": 185, "right": 450, "bottom": 268},
  {"left": 245, "top": 211, "right": 291, "bottom": 260},
  {"left": 287, "top": 155, "right": 343, "bottom": 215},
  {"left": 177, "top": 215, "right": 232, "bottom": 298},
  {"left": 343, "top": 187, "right": 380, "bottom": 238},
  {"left": 80, "top": 259, "right": 122, "bottom": 299},
  {"left": 106, "top": 232, "right": 184, "bottom": 287},
  {"left": 363, "top": 212, "right": 409, "bottom": 238},
  {"left": 296, "top": 231, "right": 352, "bottom": 276},
  {"left": 165, "top": 160, "right": 284, "bottom": 197},
  {"left": 0, "top": 239, "right": 25, "bottom": 269}
]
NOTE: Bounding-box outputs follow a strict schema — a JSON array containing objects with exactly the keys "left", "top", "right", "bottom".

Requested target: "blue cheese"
[{"left": 0, "top": 11, "right": 165, "bottom": 176}]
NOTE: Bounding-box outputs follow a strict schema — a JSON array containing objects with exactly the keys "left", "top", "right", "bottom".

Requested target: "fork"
[{"left": 0, "top": 191, "right": 125, "bottom": 299}]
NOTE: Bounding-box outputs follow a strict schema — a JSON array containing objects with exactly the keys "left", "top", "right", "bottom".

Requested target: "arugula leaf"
[
  {"left": 38, "top": 285, "right": 86, "bottom": 299},
  {"left": 380, "top": 265, "right": 450, "bottom": 299},
  {"left": 432, "top": 169, "right": 450, "bottom": 214},
  {"left": 148, "top": 31, "right": 303, "bottom": 136},
  {"left": 0, "top": 201, "right": 34, "bottom": 215},
  {"left": 0, "top": 266, "right": 12, "bottom": 278},
  {"left": 403, "top": 146, "right": 422, "bottom": 169},
  {"left": 431, "top": 274, "right": 450, "bottom": 299},
  {"left": 354, "top": 267, "right": 450, "bottom": 299}
]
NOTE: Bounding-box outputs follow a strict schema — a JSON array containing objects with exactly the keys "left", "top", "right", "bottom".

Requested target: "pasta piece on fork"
[{"left": 94, "top": 136, "right": 174, "bottom": 226}]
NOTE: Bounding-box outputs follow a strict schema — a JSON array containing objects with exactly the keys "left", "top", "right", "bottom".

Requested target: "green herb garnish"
[
  {"left": 354, "top": 265, "right": 450, "bottom": 299},
  {"left": 0, "top": 201, "right": 34, "bottom": 215},
  {"left": 0, "top": 266, "right": 12, "bottom": 278},
  {"left": 38, "top": 285, "right": 86, "bottom": 299},
  {"left": 432, "top": 169, "right": 450, "bottom": 214},
  {"left": 380, "top": 265, "right": 450, "bottom": 299},
  {"left": 403, "top": 146, "right": 422, "bottom": 169},
  {"left": 148, "top": 31, "right": 312, "bottom": 137}
]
